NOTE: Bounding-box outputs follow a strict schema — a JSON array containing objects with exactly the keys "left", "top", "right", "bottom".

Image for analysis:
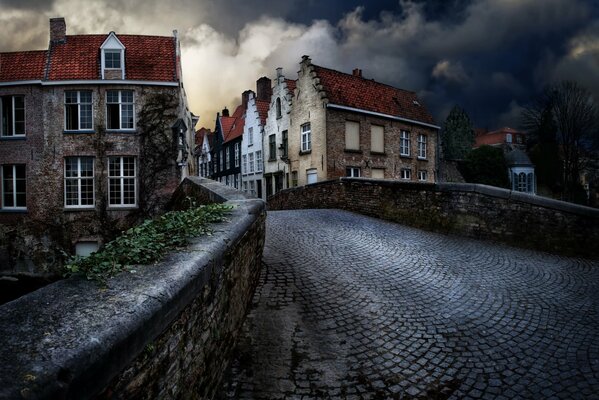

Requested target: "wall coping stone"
[{"left": 0, "top": 178, "right": 265, "bottom": 400}]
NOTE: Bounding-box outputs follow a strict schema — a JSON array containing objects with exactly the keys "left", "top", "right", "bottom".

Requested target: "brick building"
[
  {"left": 263, "top": 68, "right": 296, "bottom": 197},
  {"left": 288, "top": 56, "right": 439, "bottom": 186},
  {"left": 0, "top": 18, "right": 195, "bottom": 274},
  {"left": 475, "top": 127, "right": 526, "bottom": 149}
]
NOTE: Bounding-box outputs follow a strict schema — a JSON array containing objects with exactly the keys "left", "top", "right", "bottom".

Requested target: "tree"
[
  {"left": 441, "top": 105, "right": 475, "bottom": 160},
  {"left": 460, "top": 145, "right": 510, "bottom": 188},
  {"left": 522, "top": 81, "right": 598, "bottom": 201}
]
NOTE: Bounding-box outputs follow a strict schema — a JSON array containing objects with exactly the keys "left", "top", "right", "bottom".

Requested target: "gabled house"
[
  {"left": 263, "top": 68, "right": 296, "bottom": 197},
  {"left": 288, "top": 56, "right": 439, "bottom": 186},
  {"left": 195, "top": 127, "right": 213, "bottom": 178},
  {"left": 212, "top": 105, "right": 244, "bottom": 189},
  {"left": 475, "top": 127, "right": 526, "bottom": 149},
  {"left": 241, "top": 77, "right": 271, "bottom": 199},
  {"left": 0, "top": 18, "right": 195, "bottom": 273}
]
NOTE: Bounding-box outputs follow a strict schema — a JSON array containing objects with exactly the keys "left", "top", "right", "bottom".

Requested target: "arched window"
[{"left": 276, "top": 98, "right": 282, "bottom": 119}]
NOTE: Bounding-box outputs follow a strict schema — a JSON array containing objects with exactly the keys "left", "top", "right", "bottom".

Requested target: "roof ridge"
[{"left": 312, "top": 63, "right": 417, "bottom": 95}]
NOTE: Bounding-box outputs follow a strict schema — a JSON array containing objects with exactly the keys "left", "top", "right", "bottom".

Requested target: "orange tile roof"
[
  {"left": 285, "top": 79, "right": 296, "bottom": 93},
  {"left": 219, "top": 104, "right": 246, "bottom": 144},
  {"left": 195, "top": 127, "right": 211, "bottom": 146},
  {"left": 313, "top": 65, "right": 435, "bottom": 125},
  {"left": 256, "top": 99, "right": 270, "bottom": 125},
  {"left": 0, "top": 51, "right": 47, "bottom": 82},
  {"left": 47, "top": 34, "right": 176, "bottom": 81}
]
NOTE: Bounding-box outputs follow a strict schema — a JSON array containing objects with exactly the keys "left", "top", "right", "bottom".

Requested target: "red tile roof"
[
  {"left": 285, "top": 79, "right": 296, "bottom": 93},
  {"left": 195, "top": 127, "right": 211, "bottom": 146},
  {"left": 313, "top": 65, "right": 436, "bottom": 126},
  {"left": 47, "top": 34, "right": 176, "bottom": 81},
  {"left": 256, "top": 99, "right": 270, "bottom": 125},
  {"left": 220, "top": 104, "right": 246, "bottom": 143},
  {"left": 0, "top": 51, "right": 47, "bottom": 82}
]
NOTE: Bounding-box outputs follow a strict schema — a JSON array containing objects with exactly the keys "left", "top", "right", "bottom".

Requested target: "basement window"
[{"left": 75, "top": 241, "right": 99, "bottom": 257}]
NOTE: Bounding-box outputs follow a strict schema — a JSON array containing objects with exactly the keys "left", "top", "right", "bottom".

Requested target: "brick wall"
[
  {"left": 0, "top": 178, "right": 265, "bottom": 399},
  {"left": 268, "top": 178, "right": 599, "bottom": 258}
]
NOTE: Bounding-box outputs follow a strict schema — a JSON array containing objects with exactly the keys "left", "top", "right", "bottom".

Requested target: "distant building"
[
  {"left": 0, "top": 18, "right": 195, "bottom": 272},
  {"left": 212, "top": 106, "right": 243, "bottom": 189},
  {"left": 195, "top": 127, "right": 213, "bottom": 178},
  {"left": 475, "top": 127, "right": 526, "bottom": 149},
  {"left": 263, "top": 68, "right": 296, "bottom": 197},
  {"left": 288, "top": 56, "right": 439, "bottom": 186}
]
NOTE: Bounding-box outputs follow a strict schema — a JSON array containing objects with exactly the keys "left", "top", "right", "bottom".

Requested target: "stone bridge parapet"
[{"left": 267, "top": 178, "right": 599, "bottom": 258}]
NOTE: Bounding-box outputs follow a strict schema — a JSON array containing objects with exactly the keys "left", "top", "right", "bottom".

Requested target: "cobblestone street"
[{"left": 218, "top": 209, "right": 599, "bottom": 399}]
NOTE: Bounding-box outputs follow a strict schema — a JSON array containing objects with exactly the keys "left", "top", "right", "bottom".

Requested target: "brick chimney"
[
  {"left": 352, "top": 68, "right": 362, "bottom": 78},
  {"left": 256, "top": 76, "right": 272, "bottom": 102},
  {"left": 241, "top": 90, "right": 253, "bottom": 109},
  {"left": 50, "top": 17, "right": 66, "bottom": 44},
  {"left": 222, "top": 107, "right": 229, "bottom": 117}
]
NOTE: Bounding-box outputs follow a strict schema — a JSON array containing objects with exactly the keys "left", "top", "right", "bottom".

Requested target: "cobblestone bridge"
[{"left": 219, "top": 209, "right": 599, "bottom": 399}]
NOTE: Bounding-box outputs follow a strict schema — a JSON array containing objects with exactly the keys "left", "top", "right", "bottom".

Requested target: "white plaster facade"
[
  {"left": 241, "top": 91, "right": 265, "bottom": 199},
  {"left": 263, "top": 68, "right": 295, "bottom": 197}
]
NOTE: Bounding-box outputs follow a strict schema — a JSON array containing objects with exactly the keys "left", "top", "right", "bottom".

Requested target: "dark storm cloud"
[{"left": 0, "top": 0, "right": 55, "bottom": 10}]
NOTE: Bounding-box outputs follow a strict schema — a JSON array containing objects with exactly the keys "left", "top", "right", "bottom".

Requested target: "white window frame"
[
  {"left": 225, "top": 147, "right": 230, "bottom": 170},
  {"left": 256, "top": 150, "right": 263, "bottom": 172},
  {"left": 401, "top": 168, "right": 411, "bottom": 180},
  {"left": 242, "top": 155, "right": 248, "bottom": 175},
  {"left": 108, "top": 156, "right": 137, "bottom": 208},
  {"left": 346, "top": 167, "right": 361, "bottom": 177},
  {"left": 306, "top": 168, "right": 317, "bottom": 184},
  {"left": 400, "top": 130, "right": 411, "bottom": 156},
  {"left": 418, "top": 170, "right": 428, "bottom": 181},
  {"left": 234, "top": 143, "right": 240, "bottom": 167},
  {"left": 1, "top": 164, "right": 26, "bottom": 210},
  {"left": 104, "top": 49, "right": 123, "bottom": 69},
  {"left": 417, "top": 134, "right": 427, "bottom": 159},
  {"left": 0, "top": 96, "right": 26, "bottom": 137},
  {"left": 248, "top": 127, "right": 253, "bottom": 146},
  {"left": 106, "top": 90, "right": 135, "bottom": 131},
  {"left": 249, "top": 153, "right": 255, "bottom": 173},
  {"left": 64, "top": 91, "right": 93, "bottom": 131},
  {"left": 301, "top": 123, "right": 311, "bottom": 152},
  {"left": 64, "top": 156, "right": 95, "bottom": 209},
  {"left": 219, "top": 150, "right": 223, "bottom": 171}
]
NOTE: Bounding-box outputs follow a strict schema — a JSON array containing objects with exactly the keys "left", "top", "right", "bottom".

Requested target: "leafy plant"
[{"left": 64, "top": 203, "right": 232, "bottom": 284}]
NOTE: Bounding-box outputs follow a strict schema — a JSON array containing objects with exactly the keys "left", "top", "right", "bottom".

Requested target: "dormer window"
[
  {"left": 104, "top": 50, "right": 122, "bottom": 69},
  {"left": 100, "top": 32, "right": 125, "bottom": 80}
]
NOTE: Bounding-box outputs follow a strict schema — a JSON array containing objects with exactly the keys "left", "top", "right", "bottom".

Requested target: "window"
[
  {"left": 65, "top": 91, "right": 92, "bottom": 131},
  {"left": 345, "top": 121, "right": 360, "bottom": 150},
  {"left": 400, "top": 130, "right": 410, "bottom": 156},
  {"left": 248, "top": 127, "right": 253, "bottom": 146},
  {"left": 276, "top": 98, "right": 282, "bottom": 119},
  {"left": 108, "top": 156, "right": 136, "bottom": 207},
  {"left": 234, "top": 174, "right": 239, "bottom": 189},
  {"left": 506, "top": 133, "right": 512, "bottom": 143},
  {"left": 417, "top": 134, "right": 427, "bottom": 159},
  {"left": 256, "top": 151, "right": 263, "bottom": 172},
  {"left": 75, "top": 241, "right": 99, "bottom": 257},
  {"left": 371, "top": 168, "right": 385, "bottom": 179},
  {"left": 219, "top": 150, "right": 223, "bottom": 171},
  {"left": 282, "top": 130, "right": 288, "bottom": 158},
  {"left": 248, "top": 153, "right": 255, "bottom": 173},
  {"left": 1, "top": 164, "right": 26, "bottom": 209},
  {"left": 242, "top": 155, "right": 247, "bottom": 174},
  {"left": 249, "top": 180, "right": 255, "bottom": 196},
  {"left": 371, "top": 125, "right": 384, "bottom": 153},
  {"left": 418, "top": 170, "right": 428, "bottom": 181},
  {"left": 306, "top": 169, "right": 317, "bottom": 184},
  {"left": 234, "top": 143, "right": 240, "bottom": 167},
  {"left": 65, "top": 157, "right": 94, "bottom": 208},
  {"left": 243, "top": 181, "right": 248, "bottom": 192},
  {"left": 1, "top": 96, "right": 25, "bottom": 137},
  {"left": 225, "top": 147, "right": 230, "bottom": 169},
  {"left": 301, "top": 123, "right": 311, "bottom": 152},
  {"left": 104, "top": 50, "right": 122, "bottom": 69},
  {"left": 269, "top": 134, "right": 276, "bottom": 161},
  {"left": 401, "top": 168, "right": 411, "bottom": 180},
  {"left": 346, "top": 167, "right": 361, "bottom": 177},
  {"left": 291, "top": 171, "right": 298, "bottom": 187},
  {"left": 106, "top": 90, "right": 134, "bottom": 130}
]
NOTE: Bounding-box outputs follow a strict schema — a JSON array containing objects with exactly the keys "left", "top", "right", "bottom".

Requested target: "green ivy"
[{"left": 64, "top": 203, "right": 232, "bottom": 284}]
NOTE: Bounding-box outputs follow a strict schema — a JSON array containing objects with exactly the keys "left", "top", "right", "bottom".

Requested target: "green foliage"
[
  {"left": 460, "top": 145, "right": 510, "bottom": 188},
  {"left": 442, "top": 105, "right": 475, "bottom": 160},
  {"left": 63, "top": 203, "right": 232, "bottom": 284}
]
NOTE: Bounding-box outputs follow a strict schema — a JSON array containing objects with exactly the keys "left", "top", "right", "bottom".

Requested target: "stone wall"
[
  {"left": 268, "top": 178, "right": 599, "bottom": 258},
  {"left": 0, "top": 177, "right": 265, "bottom": 399}
]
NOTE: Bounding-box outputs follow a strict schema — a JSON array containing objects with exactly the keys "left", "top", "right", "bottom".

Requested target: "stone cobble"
[{"left": 218, "top": 209, "right": 599, "bottom": 399}]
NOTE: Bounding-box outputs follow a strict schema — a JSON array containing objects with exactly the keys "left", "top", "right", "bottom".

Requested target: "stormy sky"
[{"left": 1, "top": 0, "right": 598, "bottom": 131}]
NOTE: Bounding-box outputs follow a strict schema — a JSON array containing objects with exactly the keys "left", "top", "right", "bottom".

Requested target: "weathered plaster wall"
[
  {"left": 0, "top": 177, "right": 265, "bottom": 399},
  {"left": 268, "top": 178, "right": 599, "bottom": 258}
]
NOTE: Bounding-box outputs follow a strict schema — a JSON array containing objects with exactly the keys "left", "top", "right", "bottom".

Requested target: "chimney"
[
  {"left": 352, "top": 68, "right": 362, "bottom": 78},
  {"left": 241, "top": 90, "right": 253, "bottom": 109},
  {"left": 276, "top": 67, "right": 283, "bottom": 83},
  {"left": 222, "top": 107, "right": 229, "bottom": 117},
  {"left": 256, "top": 76, "right": 272, "bottom": 102},
  {"left": 50, "top": 17, "right": 66, "bottom": 44}
]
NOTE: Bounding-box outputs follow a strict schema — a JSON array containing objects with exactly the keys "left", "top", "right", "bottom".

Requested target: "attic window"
[
  {"left": 104, "top": 50, "right": 122, "bottom": 69},
  {"left": 413, "top": 100, "right": 421, "bottom": 106}
]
